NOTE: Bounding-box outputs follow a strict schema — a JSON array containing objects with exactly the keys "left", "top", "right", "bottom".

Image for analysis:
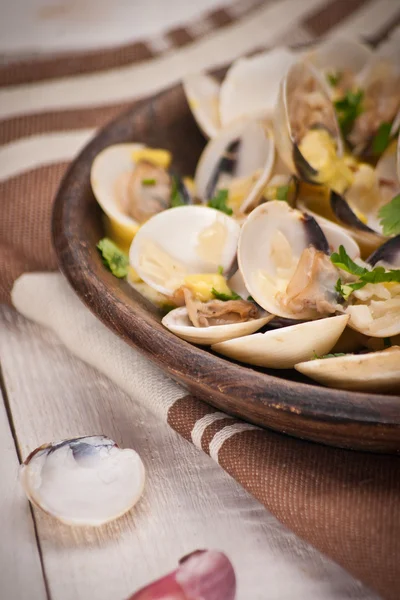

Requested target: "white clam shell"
[
  {"left": 295, "top": 346, "right": 400, "bottom": 393},
  {"left": 194, "top": 119, "right": 275, "bottom": 211},
  {"left": 20, "top": 436, "right": 145, "bottom": 527},
  {"left": 219, "top": 47, "right": 295, "bottom": 129},
  {"left": 130, "top": 205, "right": 240, "bottom": 295},
  {"left": 306, "top": 36, "right": 372, "bottom": 79},
  {"left": 238, "top": 201, "right": 331, "bottom": 319},
  {"left": 162, "top": 306, "right": 272, "bottom": 345},
  {"left": 91, "top": 143, "right": 145, "bottom": 229},
  {"left": 183, "top": 73, "right": 221, "bottom": 139},
  {"left": 212, "top": 315, "right": 349, "bottom": 369},
  {"left": 316, "top": 217, "right": 361, "bottom": 258}
]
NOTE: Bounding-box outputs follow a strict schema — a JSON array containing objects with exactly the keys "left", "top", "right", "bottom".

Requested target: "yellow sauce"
[
  {"left": 131, "top": 148, "right": 172, "bottom": 169},
  {"left": 298, "top": 129, "right": 354, "bottom": 194},
  {"left": 184, "top": 273, "right": 232, "bottom": 302}
]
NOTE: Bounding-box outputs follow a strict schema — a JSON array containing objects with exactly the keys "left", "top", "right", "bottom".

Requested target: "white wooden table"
[{"left": 0, "top": 1, "right": 386, "bottom": 598}]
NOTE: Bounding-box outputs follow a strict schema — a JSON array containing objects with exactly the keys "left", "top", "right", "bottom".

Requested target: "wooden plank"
[
  {"left": 0, "top": 306, "right": 378, "bottom": 600},
  {"left": 0, "top": 369, "right": 48, "bottom": 600}
]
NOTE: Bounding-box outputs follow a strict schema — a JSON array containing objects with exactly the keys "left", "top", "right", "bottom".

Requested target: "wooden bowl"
[{"left": 52, "top": 82, "right": 400, "bottom": 453}]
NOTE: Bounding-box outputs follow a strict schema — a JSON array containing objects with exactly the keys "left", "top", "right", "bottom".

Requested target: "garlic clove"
[{"left": 128, "top": 550, "right": 236, "bottom": 600}]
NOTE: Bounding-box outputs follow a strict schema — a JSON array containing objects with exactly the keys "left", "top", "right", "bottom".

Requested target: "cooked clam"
[
  {"left": 219, "top": 47, "right": 295, "bottom": 129},
  {"left": 183, "top": 73, "right": 221, "bottom": 139},
  {"left": 162, "top": 303, "right": 272, "bottom": 345},
  {"left": 212, "top": 315, "right": 349, "bottom": 369},
  {"left": 238, "top": 201, "right": 342, "bottom": 320},
  {"left": 91, "top": 144, "right": 191, "bottom": 249},
  {"left": 273, "top": 60, "right": 344, "bottom": 184},
  {"left": 306, "top": 36, "right": 373, "bottom": 97},
  {"left": 295, "top": 346, "right": 400, "bottom": 393},
  {"left": 130, "top": 205, "right": 240, "bottom": 295},
  {"left": 194, "top": 119, "right": 275, "bottom": 214},
  {"left": 20, "top": 436, "right": 145, "bottom": 526}
]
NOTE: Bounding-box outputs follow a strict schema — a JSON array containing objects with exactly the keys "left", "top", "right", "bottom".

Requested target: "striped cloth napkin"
[{"left": 2, "top": 1, "right": 400, "bottom": 599}]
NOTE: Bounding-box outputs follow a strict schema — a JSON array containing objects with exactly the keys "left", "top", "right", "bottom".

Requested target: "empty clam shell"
[
  {"left": 162, "top": 306, "right": 272, "bottom": 345},
  {"left": 20, "top": 436, "right": 145, "bottom": 526},
  {"left": 130, "top": 205, "right": 240, "bottom": 295},
  {"left": 295, "top": 346, "right": 400, "bottom": 393},
  {"left": 183, "top": 73, "right": 221, "bottom": 139},
  {"left": 219, "top": 47, "right": 295, "bottom": 129},
  {"left": 212, "top": 315, "right": 349, "bottom": 369}
]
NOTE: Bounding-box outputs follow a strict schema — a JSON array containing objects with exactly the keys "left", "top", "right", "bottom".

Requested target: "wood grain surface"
[
  {"left": 52, "top": 82, "right": 400, "bottom": 453},
  {"left": 0, "top": 305, "right": 378, "bottom": 600}
]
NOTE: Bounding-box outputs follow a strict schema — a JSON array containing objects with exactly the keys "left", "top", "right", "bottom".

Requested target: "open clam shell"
[
  {"left": 295, "top": 346, "right": 400, "bottom": 393},
  {"left": 162, "top": 306, "right": 272, "bottom": 345},
  {"left": 273, "top": 60, "right": 343, "bottom": 182},
  {"left": 194, "top": 119, "right": 275, "bottom": 213},
  {"left": 219, "top": 47, "right": 295, "bottom": 129},
  {"left": 212, "top": 315, "right": 349, "bottom": 369},
  {"left": 238, "top": 201, "right": 341, "bottom": 320},
  {"left": 367, "top": 234, "right": 400, "bottom": 267},
  {"left": 306, "top": 36, "right": 372, "bottom": 95},
  {"left": 130, "top": 205, "right": 240, "bottom": 295},
  {"left": 20, "top": 436, "right": 145, "bottom": 526},
  {"left": 183, "top": 73, "right": 221, "bottom": 139}
]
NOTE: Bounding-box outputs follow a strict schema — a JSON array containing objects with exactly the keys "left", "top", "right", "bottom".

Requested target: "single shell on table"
[
  {"left": 295, "top": 346, "right": 400, "bottom": 393},
  {"left": 91, "top": 144, "right": 189, "bottom": 250},
  {"left": 20, "top": 436, "right": 145, "bottom": 526},
  {"left": 194, "top": 119, "right": 275, "bottom": 214},
  {"left": 183, "top": 73, "right": 221, "bottom": 139},
  {"left": 130, "top": 205, "right": 240, "bottom": 295},
  {"left": 212, "top": 315, "right": 349, "bottom": 369},
  {"left": 306, "top": 36, "right": 373, "bottom": 96},
  {"left": 238, "top": 201, "right": 342, "bottom": 320},
  {"left": 219, "top": 47, "right": 295, "bottom": 129},
  {"left": 273, "top": 60, "right": 343, "bottom": 182},
  {"left": 162, "top": 305, "right": 272, "bottom": 345}
]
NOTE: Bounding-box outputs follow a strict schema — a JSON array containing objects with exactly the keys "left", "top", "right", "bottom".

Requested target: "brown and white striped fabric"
[{"left": 3, "top": 1, "right": 400, "bottom": 599}]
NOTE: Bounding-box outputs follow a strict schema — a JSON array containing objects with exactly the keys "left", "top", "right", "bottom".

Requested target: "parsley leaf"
[
  {"left": 326, "top": 71, "right": 341, "bottom": 87},
  {"left": 217, "top": 265, "right": 224, "bottom": 275},
  {"left": 97, "top": 238, "right": 129, "bottom": 278},
  {"left": 208, "top": 189, "right": 233, "bottom": 215},
  {"left": 212, "top": 288, "right": 241, "bottom": 301},
  {"left": 378, "top": 194, "right": 400, "bottom": 236},
  {"left": 313, "top": 351, "right": 346, "bottom": 360},
  {"left": 334, "top": 89, "right": 364, "bottom": 138},
  {"left": 170, "top": 175, "right": 185, "bottom": 207},
  {"left": 330, "top": 245, "right": 367, "bottom": 277},
  {"left": 276, "top": 184, "right": 289, "bottom": 201},
  {"left": 142, "top": 178, "right": 156, "bottom": 186},
  {"left": 371, "top": 122, "right": 392, "bottom": 156},
  {"left": 332, "top": 246, "right": 400, "bottom": 299}
]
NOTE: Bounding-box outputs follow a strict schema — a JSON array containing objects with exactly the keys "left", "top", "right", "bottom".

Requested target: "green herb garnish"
[
  {"left": 170, "top": 175, "right": 185, "bottom": 207},
  {"left": 313, "top": 351, "right": 346, "bottom": 360},
  {"left": 247, "top": 295, "right": 255, "bottom": 302},
  {"left": 97, "top": 238, "right": 129, "bottom": 278},
  {"left": 331, "top": 245, "right": 400, "bottom": 299},
  {"left": 326, "top": 71, "right": 341, "bottom": 87},
  {"left": 334, "top": 89, "right": 364, "bottom": 138},
  {"left": 276, "top": 184, "right": 289, "bottom": 201},
  {"left": 378, "top": 194, "right": 400, "bottom": 236},
  {"left": 371, "top": 122, "right": 392, "bottom": 156},
  {"left": 142, "top": 178, "right": 156, "bottom": 186},
  {"left": 208, "top": 189, "right": 233, "bottom": 215},
  {"left": 217, "top": 265, "right": 224, "bottom": 275},
  {"left": 212, "top": 288, "right": 241, "bottom": 301}
]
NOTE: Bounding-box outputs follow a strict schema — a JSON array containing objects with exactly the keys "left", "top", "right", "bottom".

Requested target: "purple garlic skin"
[{"left": 128, "top": 550, "right": 236, "bottom": 600}]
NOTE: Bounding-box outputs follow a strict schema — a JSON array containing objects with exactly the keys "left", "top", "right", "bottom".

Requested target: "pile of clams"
[{"left": 91, "top": 31, "right": 400, "bottom": 394}]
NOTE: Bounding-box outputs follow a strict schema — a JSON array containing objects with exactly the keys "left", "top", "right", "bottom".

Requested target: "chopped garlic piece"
[
  {"left": 132, "top": 148, "right": 172, "bottom": 169},
  {"left": 184, "top": 273, "right": 231, "bottom": 302}
]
